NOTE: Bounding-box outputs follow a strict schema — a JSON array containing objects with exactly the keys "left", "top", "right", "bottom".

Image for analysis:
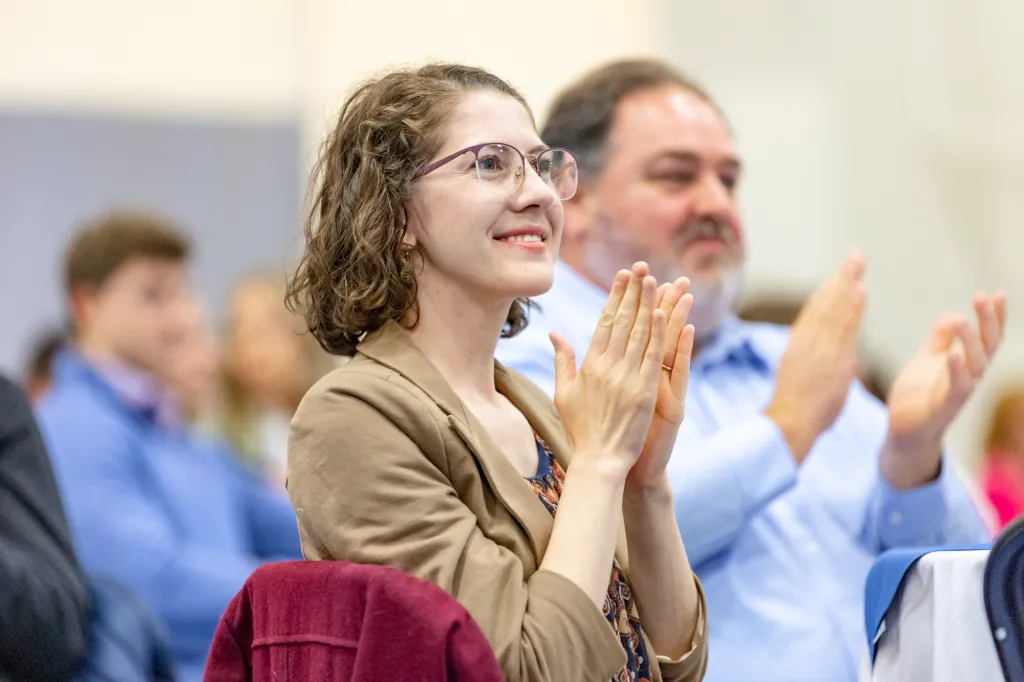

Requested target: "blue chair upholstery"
[
  {"left": 984, "top": 516, "right": 1024, "bottom": 682},
  {"left": 863, "top": 545, "right": 990, "bottom": 665},
  {"left": 73, "top": 575, "right": 175, "bottom": 682}
]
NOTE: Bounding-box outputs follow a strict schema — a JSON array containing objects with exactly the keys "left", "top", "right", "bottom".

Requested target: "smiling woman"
[{"left": 284, "top": 63, "right": 707, "bottom": 682}]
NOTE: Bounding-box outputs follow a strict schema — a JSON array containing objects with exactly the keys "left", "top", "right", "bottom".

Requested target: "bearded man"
[{"left": 497, "top": 58, "right": 1002, "bottom": 682}]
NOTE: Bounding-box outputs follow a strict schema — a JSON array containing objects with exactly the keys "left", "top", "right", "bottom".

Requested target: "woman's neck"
[{"left": 406, "top": 277, "right": 511, "bottom": 402}]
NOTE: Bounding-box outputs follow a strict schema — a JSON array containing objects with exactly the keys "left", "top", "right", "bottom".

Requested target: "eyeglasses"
[{"left": 413, "top": 143, "right": 579, "bottom": 201}]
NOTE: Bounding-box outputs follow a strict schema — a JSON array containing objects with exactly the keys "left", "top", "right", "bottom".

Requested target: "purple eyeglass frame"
[{"left": 413, "top": 142, "right": 577, "bottom": 181}]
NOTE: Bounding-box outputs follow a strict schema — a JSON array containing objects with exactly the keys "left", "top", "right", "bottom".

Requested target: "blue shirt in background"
[
  {"left": 497, "top": 260, "right": 988, "bottom": 682},
  {"left": 36, "top": 351, "right": 302, "bottom": 681}
]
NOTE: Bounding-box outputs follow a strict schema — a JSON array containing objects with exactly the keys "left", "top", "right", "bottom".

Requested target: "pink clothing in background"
[{"left": 982, "top": 450, "right": 1024, "bottom": 530}]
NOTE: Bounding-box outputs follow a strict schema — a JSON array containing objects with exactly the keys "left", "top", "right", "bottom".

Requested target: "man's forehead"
[{"left": 609, "top": 84, "right": 734, "bottom": 157}]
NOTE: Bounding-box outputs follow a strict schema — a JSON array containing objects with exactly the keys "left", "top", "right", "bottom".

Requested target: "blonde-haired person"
[
  {"left": 981, "top": 386, "right": 1024, "bottom": 530},
  {"left": 285, "top": 63, "right": 707, "bottom": 682},
  {"left": 166, "top": 295, "right": 221, "bottom": 427},
  {"left": 221, "top": 271, "right": 333, "bottom": 483}
]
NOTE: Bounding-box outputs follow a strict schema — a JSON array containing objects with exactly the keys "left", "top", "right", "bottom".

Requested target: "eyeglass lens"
[{"left": 474, "top": 144, "right": 578, "bottom": 200}]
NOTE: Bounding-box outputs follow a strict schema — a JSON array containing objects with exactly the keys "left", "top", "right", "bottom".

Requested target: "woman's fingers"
[
  {"left": 670, "top": 323, "right": 696, "bottom": 398},
  {"left": 656, "top": 282, "right": 671, "bottom": 309},
  {"left": 661, "top": 279, "right": 691, "bottom": 367},
  {"left": 606, "top": 263, "right": 647, "bottom": 358},
  {"left": 550, "top": 332, "right": 578, "bottom": 393},
  {"left": 585, "top": 269, "right": 631, "bottom": 362},
  {"left": 641, "top": 309, "right": 668, "bottom": 388},
  {"left": 626, "top": 276, "right": 657, "bottom": 365}
]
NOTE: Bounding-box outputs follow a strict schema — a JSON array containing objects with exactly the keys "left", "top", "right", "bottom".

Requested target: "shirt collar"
[
  {"left": 549, "top": 259, "right": 608, "bottom": 309},
  {"left": 543, "top": 261, "right": 773, "bottom": 374},
  {"left": 548, "top": 261, "right": 773, "bottom": 372},
  {"left": 56, "top": 349, "right": 181, "bottom": 430},
  {"left": 694, "top": 315, "right": 773, "bottom": 374}
]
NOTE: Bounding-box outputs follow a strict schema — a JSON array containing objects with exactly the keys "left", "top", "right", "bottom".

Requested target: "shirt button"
[{"left": 889, "top": 511, "right": 903, "bottom": 525}]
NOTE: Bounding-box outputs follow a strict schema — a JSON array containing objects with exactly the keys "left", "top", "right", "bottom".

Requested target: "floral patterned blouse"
[{"left": 526, "top": 433, "right": 653, "bottom": 682}]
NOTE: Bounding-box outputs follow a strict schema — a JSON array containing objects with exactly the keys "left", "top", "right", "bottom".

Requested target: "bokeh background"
[{"left": 2, "top": 0, "right": 1022, "bottom": 469}]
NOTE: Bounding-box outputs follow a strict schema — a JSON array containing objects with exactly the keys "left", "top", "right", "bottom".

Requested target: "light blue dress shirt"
[
  {"left": 496, "top": 260, "right": 988, "bottom": 682},
  {"left": 37, "top": 351, "right": 302, "bottom": 681}
]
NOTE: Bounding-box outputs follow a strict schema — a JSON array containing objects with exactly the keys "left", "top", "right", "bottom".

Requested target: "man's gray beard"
[
  {"left": 659, "top": 263, "right": 744, "bottom": 342},
  {"left": 580, "top": 227, "right": 744, "bottom": 343}
]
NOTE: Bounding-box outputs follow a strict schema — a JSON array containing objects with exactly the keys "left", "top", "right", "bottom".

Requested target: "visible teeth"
[{"left": 501, "top": 234, "right": 542, "bottom": 242}]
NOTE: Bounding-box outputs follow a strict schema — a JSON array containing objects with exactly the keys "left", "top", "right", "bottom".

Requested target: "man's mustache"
[{"left": 672, "top": 217, "right": 739, "bottom": 252}]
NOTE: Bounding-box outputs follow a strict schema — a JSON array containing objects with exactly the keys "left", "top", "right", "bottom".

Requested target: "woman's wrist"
[
  {"left": 624, "top": 470, "right": 673, "bottom": 504},
  {"left": 568, "top": 449, "right": 633, "bottom": 482}
]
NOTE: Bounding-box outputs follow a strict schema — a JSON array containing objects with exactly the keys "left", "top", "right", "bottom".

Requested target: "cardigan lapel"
[
  {"left": 496, "top": 362, "right": 632, "bottom": 571},
  {"left": 357, "top": 321, "right": 555, "bottom": 567},
  {"left": 494, "top": 363, "right": 571, "bottom": 472}
]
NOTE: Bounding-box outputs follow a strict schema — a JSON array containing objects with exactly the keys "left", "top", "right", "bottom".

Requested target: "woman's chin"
[{"left": 505, "top": 269, "right": 555, "bottom": 299}]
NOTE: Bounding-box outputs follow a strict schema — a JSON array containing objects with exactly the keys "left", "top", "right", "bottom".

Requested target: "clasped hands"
[
  {"left": 549, "top": 262, "right": 694, "bottom": 490},
  {"left": 765, "top": 251, "right": 1007, "bottom": 489}
]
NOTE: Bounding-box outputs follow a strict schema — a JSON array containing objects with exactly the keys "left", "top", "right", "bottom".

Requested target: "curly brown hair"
[{"left": 287, "top": 63, "right": 536, "bottom": 356}]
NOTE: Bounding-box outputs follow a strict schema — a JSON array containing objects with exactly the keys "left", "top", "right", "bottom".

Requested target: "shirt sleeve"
[
  {"left": 667, "top": 414, "right": 799, "bottom": 565},
  {"left": 862, "top": 457, "right": 991, "bottom": 552},
  {"left": 287, "top": 386, "right": 628, "bottom": 682},
  {"left": 219, "top": 446, "right": 303, "bottom": 560},
  {"left": 37, "top": 403, "right": 261, "bottom": 661},
  {"left": 654, "top": 577, "right": 710, "bottom": 682}
]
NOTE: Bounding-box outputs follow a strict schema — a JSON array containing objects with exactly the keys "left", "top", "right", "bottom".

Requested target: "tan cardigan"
[{"left": 287, "top": 320, "right": 708, "bottom": 682}]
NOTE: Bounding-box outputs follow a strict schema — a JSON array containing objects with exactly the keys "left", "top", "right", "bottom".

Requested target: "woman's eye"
[{"left": 477, "top": 156, "right": 502, "bottom": 171}]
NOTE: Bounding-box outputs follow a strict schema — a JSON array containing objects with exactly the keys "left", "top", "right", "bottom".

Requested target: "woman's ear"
[{"left": 399, "top": 205, "right": 418, "bottom": 249}]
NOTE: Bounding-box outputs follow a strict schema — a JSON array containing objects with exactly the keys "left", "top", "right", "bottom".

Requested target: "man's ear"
[
  {"left": 68, "top": 285, "right": 99, "bottom": 333},
  {"left": 561, "top": 181, "right": 595, "bottom": 244}
]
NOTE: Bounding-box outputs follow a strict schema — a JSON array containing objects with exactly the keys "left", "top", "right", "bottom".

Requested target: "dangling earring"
[{"left": 400, "top": 252, "right": 415, "bottom": 284}]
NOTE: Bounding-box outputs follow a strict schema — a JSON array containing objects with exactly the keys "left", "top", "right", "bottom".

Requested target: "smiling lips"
[{"left": 494, "top": 227, "right": 548, "bottom": 251}]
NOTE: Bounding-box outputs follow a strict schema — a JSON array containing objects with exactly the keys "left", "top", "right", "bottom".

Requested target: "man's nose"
[{"left": 693, "top": 172, "right": 732, "bottom": 216}]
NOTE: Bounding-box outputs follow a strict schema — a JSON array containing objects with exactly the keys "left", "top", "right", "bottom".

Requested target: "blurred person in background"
[
  {"left": 739, "top": 295, "right": 890, "bottom": 401},
  {"left": 23, "top": 327, "right": 68, "bottom": 403},
  {"left": 496, "top": 58, "right": 1001, "bottom": 682},
  {"left": 165, "top": 295, "right": 221, "bottom": 427},
  {"left": 0, "top": 373, "right": 90, "bottom": 681},
  {"left": 221, "top": 270, "right": 331, "bottom": 484},
  {"left": 3, "top": 369, "right": 175, "bottom": 682},
  {"left": 980, "top": 385, "right": 1024, "bottom": 529},
  {"left": 36, "top": 211, "right": 302, "bottom": 682}
]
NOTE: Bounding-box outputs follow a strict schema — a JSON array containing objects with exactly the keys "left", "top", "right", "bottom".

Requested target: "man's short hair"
[
  {"left": 63, "top": 210, "right": 191, "bottom": 293},
  {"left": 542, "top": 58, "right": 722, "bottom": 180}
]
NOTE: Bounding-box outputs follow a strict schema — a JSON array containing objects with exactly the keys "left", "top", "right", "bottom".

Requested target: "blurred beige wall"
[
  {"left": 0, "top": 0, "right": 298, "bottom": 120},
  {"left": 2, "top": 0, "right": 1021, "bottom": 465},
  {"left": 293, "top": 0, "right": 672, "bottom": 168},
  {"left": 661, "top": 0, "right": 1024, "bottom": 467}
]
